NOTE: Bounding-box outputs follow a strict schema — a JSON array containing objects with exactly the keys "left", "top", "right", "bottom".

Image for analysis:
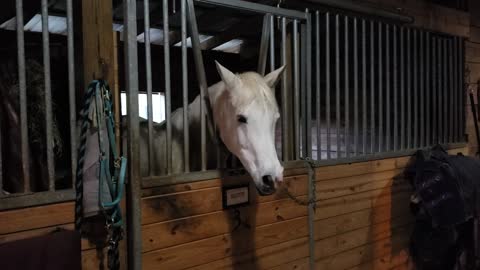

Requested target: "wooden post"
[{"left": 74, "top": 0, "right": 115, "bottom": 90}]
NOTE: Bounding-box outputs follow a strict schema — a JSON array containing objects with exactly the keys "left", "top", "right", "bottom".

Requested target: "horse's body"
[{"left": 125, "top": 63, "right": 285, "bottom": 194}]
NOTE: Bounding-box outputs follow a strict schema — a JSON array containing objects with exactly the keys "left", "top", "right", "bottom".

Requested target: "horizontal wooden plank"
[
  {"left": 316, "top": 169, "right": 405, "bottom": 201},
  {"left": 315, "top": 203, "right": 412, "bottom": 241},
  {"left": 0, "top": 223, "right": 97, "bottom": 251},
  {"left": 315, "top": 225, "right": 411, "bottom": 270},
  {"left": 143, "top": 218, "right": 308, "bottom": 270},
  {"left": 82, "top": 248, "right": 107, "bottom": 270},
  {"left": 142, "top": 205, "right": 307, "bottom": 252},
  {"left": 315, "top": 156, "right": 410, "bottom": 181},
  {"left": 0, "top": 202, "right": 74, "bottom": 234},
  {"left": 315, "top": 218, "right": 412, "bottom": 260},
  {"left": 189, "top": 237, "right": 309, "bottom": 270},
  {"left": 347, "top": 249, "right": 410, "bottom": 270},
  {"left": 142, "top": 175, "right": 308, "bottom": 225},
  {"left": 315, "top": 184, "right": 412, "bottom": 221},
  {"left": 267, "top": 257, "right": 309, "bottom": 270}
]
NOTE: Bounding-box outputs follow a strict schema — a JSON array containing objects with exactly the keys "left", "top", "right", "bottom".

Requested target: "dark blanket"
[{"left": 0, "top": 229, "right": 81, "bottom": 270}]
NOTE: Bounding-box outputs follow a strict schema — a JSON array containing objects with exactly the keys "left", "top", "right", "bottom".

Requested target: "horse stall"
[{"left": 0, "top": 0, "right": 475, "bottom": 269}]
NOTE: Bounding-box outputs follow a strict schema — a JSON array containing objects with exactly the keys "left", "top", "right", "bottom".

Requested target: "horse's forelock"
[{"left": 228, "top": 72, "right": 278, "bottom": 113}]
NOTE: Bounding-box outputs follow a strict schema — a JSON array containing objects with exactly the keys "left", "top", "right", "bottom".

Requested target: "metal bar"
[
  {"left": 306, "top": 11, "right": 313, "bottom": 158},
  {"left": 449, "top": 39, "right": 454, "bottom": 143},
  {"left": 0, "top": 190, "right": 75, "bottom": 211},
  {"left": 420, "top": 31, "right": 425, "bottom": 147},
  {"left": 354, "top": 17, "right": 358, "bottom": 157},
  {"left": 304, "top": 0, "right": 414, "bottom": 23},
  {"left": 426, "top": 32, "right": 431, "bottom": 146},
  {"left": 182, "top": 0, "right": 190, "bottom": 172},
  {"left": 41, "top": 0, "right": 55, "bottom": 191},
  {"left": 164, "top": 0, "right": 173, "bottom": 174},
  {"left": 66, "top": 0, "right": 76, "bottom": 187},
  {"left": 315, "top": 11, "right": 321, "bottom": 160},
  {"left": 362, "top": 19, "right": 366, "bottom": 155},
  {"left": 386, "top": 24, "right": 390, "bottom": 151},
  {"left": 123, "top": 0, "right": 142, "bottom": 268},
  {"left": 438, "top": 38, "right": 443, "bottom": 144},
  {"left": 443, "top": 38, "right": 448, "bottom": 143},
  {"left": 413, "top": 29, "right": 418, "bottom": 149},
  {"left": 16, "top": 0, "right": 30, "bottom": 192},
  {"left": 433, "top": 37, "right": 438, "bottom": 144},
  {"left": 335, "top": 14, "right": 340, "bottom": 158},
  {"left": 301, "top": 23, "right": 306, "bottom": 158},
  {"left": 344, "top": 16, "right": 349, "bottom": 158},
  {"left": 195, "top": 0, "right": 307, "bottom": 19},
  {"left": 370, "top": 21, "right": 375, "bottom": 154},
  {"left": 326, "top": 13, "right": 331, "bottom": 159},
  {"left": 281, "top": 17, "right": 288, "bottom": 161},
  {"left": 269, "top": 15, "right": 275, "bottom": 72},
  {"left": 258, "top": 14, "right": 271, "bottom": 76},
  {"left": 378, "top": 22, "right": 382, "bottom": 153},
  {"left": 454, "top": 37, "right": 459, "bottom": 142},
  {"left": 293, "top": 19, "right": 300, "bottom": 159},
  {"left": 400, "top": 27, "right": 405, "bottom": 150},
  {"left": 145, "top": 0, "right": 154, "bottom": 176},
  {"left": 407, "top": 28, "right": 411, "bottom": 148},
  {"left": 393, "top": 25, "right": 398, "bottom": 151},
  {"left": 461, "top": 38, "right": 465, "bottom": 141},
  {"left": 187, "top": 0, "right": 208, "bottom": 170}
]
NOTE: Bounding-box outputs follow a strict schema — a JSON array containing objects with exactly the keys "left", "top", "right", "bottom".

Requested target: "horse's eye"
[{"left": 237, "top": 115, "right": 247, "bottom": 124}]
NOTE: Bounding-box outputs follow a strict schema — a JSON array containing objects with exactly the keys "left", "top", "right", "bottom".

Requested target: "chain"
[{"left": 281, "top": 157, "right": 319, "bottom": 209}]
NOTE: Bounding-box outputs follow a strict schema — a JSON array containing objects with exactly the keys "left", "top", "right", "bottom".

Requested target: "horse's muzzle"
[{"left": 256, "top": 175, "right": 276, "bottom": 196}]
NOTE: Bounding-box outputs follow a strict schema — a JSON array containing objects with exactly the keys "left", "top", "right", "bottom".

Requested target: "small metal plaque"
[{"left": 222, "top": 185, "right": 250, "bottom": 209}]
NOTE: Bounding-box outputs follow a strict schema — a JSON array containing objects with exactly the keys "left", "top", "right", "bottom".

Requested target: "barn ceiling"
[{"left": 0, "top": 0, "right": 283, "bottom": 53}]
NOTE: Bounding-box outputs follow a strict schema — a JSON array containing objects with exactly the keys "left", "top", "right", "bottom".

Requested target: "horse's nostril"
[{"left": 262, "top": 175, "right": 274, "bottom": 187}]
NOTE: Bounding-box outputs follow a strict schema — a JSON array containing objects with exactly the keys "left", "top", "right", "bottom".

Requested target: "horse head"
[{"left": 209, "top": 61, "right": 285, "bottom": 195}]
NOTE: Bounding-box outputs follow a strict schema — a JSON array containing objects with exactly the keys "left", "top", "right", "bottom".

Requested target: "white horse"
[{"left": 131, "top": 61, "right": 285, "bottom": 195}]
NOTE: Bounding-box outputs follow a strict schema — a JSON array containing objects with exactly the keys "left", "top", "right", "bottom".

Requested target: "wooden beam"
[{"left": 74, "top": 0, "right": 115, "bottom": 90}]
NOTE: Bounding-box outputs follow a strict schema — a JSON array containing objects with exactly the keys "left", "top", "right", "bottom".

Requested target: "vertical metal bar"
[
  {"left": 181, "top": 0, "right": 189, "bottom": 172},
  {"left": 461, "top": 38, "right": 465, "bottom": 141},
  {"left": 400, "top": 27, "right": 405, "bottom": 150},
  {"left": 378, "top": 22, "right": 383, "bottom": 153},
  {"left": 426, "top": 32, "right": 431, "bottom": 146},
  {"left": 164, "top": 0, "right": 172, "bottom": 174},
  {"left": 269, "top": 15, "right": 275, "bottom": 72},
  {"left": 335, "top": 14, "right": 340, "bottom": 158},
  {"left": 413, "top": 29, "right": 418, "bottom": 149},
  {"left": 281, "top": 17, "right": 288, "bottom": 161},
  {"left": 315, "top": 11, "right": 321, "bottom": 160},
  {"left": 344, "top": 16, "right": 350, "bottom": 158},
  {"left": 41, "top": 0, "right": 55, "bottom": 190},
  {"left": 16, "top": 0, "right": 30, "bottom": 192},
  {"left": 362, "top": 19, "right": 366, "bottom": 155},
  {"left": 433, "top": 37, "right": 438, "bottom": 144},
  {"left": 420, "top": 31, "right": 425, "bottom": 147},
  {"left": 306, "top": 11, "right": 313, "bottom": 158},
  {"left": 438, "top": 38, "right": 443, "bottom": 144},
  {"left": 452, "top": 37, "right": 460, "bottom": 142},
  {"left": 393, "top": 25, "right": 398, "bottom": 151},
  {"left": 326, "top": 13, "right": 331, "bottom": 159},
  {"left": 448, "top": 38, "right": 453, "bottom": 143},
  {"left": 187, "top": 0, "right": 208, "bottom": 170},
  {"left": 293, "top": 19, "right": 300, "bottom": 159},
  {"left": 353, "top": 17, "right": 358, "bottom": 157},
  {"left": 144, "top": 0, "right": 154, "bottom": 176},
  {"left": 124, "top": 0, "right": 141, "bottom": 268},
  {"left": 300, "top": 24, "right": 306, "bottom": 158},
  {"left": 385, "top": 24, "right": 390, "bottom": 151},
  {"left": 258, "top": 14, "right": 271, "bottom": 76},
  {"left": 66, "top": 0, "right": 76, "bottom": 186},
  {"left": 370, "top": 21, "right": 375, "bottom": 153},
  {"left": 407, "top": 28, "right": 412, "bottom": 148},
  {"left": 443, "top": 38, "right": 448, "bottom": 144}
]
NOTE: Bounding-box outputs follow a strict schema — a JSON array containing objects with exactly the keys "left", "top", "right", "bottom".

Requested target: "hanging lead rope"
[{"left": 75, "top": 80, "right": 126, "bottom": 270}]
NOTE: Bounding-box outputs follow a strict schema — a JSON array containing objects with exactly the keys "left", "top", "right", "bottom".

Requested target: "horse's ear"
[
  {"left": 264, "top": 65, "right": 285, "bottom": 89},
  {"left": 215, "top": 61, "right": 239, "bottom": 91}
]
